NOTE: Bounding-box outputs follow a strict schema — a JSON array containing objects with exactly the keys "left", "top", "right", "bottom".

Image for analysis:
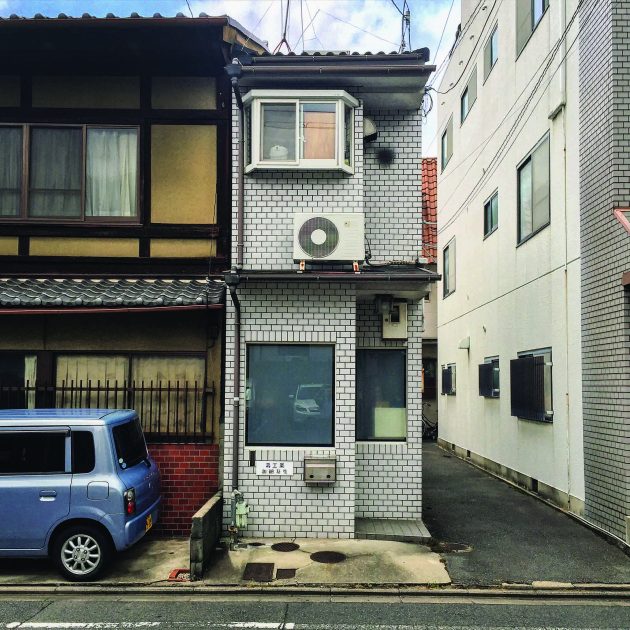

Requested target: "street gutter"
[{"left": 2, "top": 584, "right": 630, "bottom": 599}]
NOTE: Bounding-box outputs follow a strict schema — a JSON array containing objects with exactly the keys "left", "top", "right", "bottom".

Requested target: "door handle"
[{"left": 39, "top": 490, "right": 57, "bottom": 501}]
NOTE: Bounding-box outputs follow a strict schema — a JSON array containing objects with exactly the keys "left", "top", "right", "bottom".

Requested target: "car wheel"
[{"left": 52, "top": 525, "right": 112, "bottom": 582}]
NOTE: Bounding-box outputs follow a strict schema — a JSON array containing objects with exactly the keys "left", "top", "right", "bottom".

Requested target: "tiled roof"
[
  {"left": 0, "top": 278, "right": 225, "bottom": 309},
  {"left": 422, "top": 157, "right": 438, "bottom": 264},
  {"left": 0, "top": 12, "right": 229, "bottom": 20},
  {"left": 255, "top": 48, "right": 430, "bottom": 58}
]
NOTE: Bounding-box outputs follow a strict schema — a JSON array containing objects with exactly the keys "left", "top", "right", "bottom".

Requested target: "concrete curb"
[{"left": 2, "top": 583, "right": 630, "bottom": 598}]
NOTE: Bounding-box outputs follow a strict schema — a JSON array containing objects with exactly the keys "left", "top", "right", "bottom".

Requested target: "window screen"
[
  {"left": 246, "top": 345, "right": 334, "bottom": 446},
  {"left": 0, "top": 126, "right": 22, "bottom": 217},
  {"left": 0, "top": 431, "right": 67, "bottom": 474},
  {"left": 356, "top": 349, "right": 406, "bottom": 441},
  {"left": 510, "top": 349, "right": 552, "bottom": 422}
]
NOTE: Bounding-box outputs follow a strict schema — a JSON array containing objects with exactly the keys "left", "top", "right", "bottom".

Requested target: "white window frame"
[{"left": 243, "top": 89, "right": 358, "bottom": 174}]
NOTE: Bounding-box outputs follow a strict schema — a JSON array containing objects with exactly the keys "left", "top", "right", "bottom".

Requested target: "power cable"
[
  {"left": 437, "top": 0, "right": 591, "bottom": 236},
  {"left": 433, "top": 0, "right": 455, "bottom": 63},
  {"left": 319, "top": 9, "right": 400, "bottom": 48},
  {"left": 239, "top": 1, "right": 275, "bottom": 52},
  {"left": 304, "top": 0, "right": 324, "bottom": 50},
  {"left": 294, "top": 7, "right": 321, "bottom": 51},
  {"left": 185, "top": 0, "right": 193, "bottom": 18},
  {"left": 432, "top": 0, "right": 499, "bottom": 95}
]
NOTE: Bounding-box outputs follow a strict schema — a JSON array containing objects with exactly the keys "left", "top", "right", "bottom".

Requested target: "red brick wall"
[{"left": 148, "top": 443, "right": 220, "bottom": 537}]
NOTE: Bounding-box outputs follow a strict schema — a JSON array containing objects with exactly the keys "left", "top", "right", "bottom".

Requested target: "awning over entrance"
[{"left": 0, "top": 277, "right": 225, "bottom": 313}]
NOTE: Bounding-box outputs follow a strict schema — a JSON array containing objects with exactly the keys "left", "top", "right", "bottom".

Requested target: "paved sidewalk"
[{"left": 423, "top": 441, "right": 630, "bottom": 586}]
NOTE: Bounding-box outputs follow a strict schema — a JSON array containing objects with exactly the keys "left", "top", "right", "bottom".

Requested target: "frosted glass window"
[
  {"left": 246, "top": 345, "right": 334, "bottom": 446},
  {"left": 356, "top": 350, "right": 406, "bottom": 441}
]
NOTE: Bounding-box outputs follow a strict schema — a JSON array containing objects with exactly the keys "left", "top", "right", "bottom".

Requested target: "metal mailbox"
[{"left": 303, "top": 456, "right": 336, "bottom": 486}]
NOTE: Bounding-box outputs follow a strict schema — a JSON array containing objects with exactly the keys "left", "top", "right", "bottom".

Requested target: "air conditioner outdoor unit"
[{"left": 293, "top": 212, "right": 365, "bottom": 262}]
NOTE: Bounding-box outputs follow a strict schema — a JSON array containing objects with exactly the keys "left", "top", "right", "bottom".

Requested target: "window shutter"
[
  {"left": 510, "top": 356, "right": 545, "bottom": 421},
  {"left": 441, "top": 366, "right": 452, "bottom": 395},
  {"left": 516, "top": 0, "right": 532, "bottom": 55},
  {"left": 479, "top": 363, "right": 494, "bottom": 397}
]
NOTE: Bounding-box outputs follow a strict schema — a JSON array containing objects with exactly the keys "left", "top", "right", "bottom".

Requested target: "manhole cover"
[
  {"left": 433, "top": 541, "right": 472, "bottom": 553},
  {"left": 310, "top": 551, "right": 346, "bottom": 564},
  {"left": 242, "top": 562, "right": 274, "bottom": 582},
  {"left": 271, "top": 542, "right": 300, "bottom": 552},
  {"left": 276, "top": 568, "right": 297, "bottom": 579}
]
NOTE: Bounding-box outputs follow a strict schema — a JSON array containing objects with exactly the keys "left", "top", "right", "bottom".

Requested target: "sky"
[{"left": 0, "top": 0, "right": 461, "bottom": 155}]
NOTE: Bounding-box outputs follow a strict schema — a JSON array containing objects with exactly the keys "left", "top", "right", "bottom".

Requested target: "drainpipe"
[{"left": 224, "top": 60, "right": 245, "bottom": 515}]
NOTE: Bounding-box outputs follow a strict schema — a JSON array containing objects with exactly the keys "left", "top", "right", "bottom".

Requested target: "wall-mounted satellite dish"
[{"left": 363, "top": 117, "right": 378, "bottom": 143}]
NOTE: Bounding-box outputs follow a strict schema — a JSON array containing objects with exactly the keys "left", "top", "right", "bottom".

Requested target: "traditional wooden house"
[{"left": 0, "top": 13, "right": 265, "bottom": 535}]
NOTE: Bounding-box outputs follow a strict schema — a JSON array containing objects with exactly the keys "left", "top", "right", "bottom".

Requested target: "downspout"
[{"left": 224, "top": 59, "right": 245, "bottom": 520}]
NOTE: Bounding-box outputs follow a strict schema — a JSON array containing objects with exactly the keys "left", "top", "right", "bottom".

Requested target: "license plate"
[{"left": 145, "top": 514, "right": 153, "bottom": 532}]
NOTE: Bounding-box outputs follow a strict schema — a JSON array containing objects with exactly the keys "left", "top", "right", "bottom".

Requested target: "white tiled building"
[{"left": 222, "top": 49, "right": 437, "bottom": 538}]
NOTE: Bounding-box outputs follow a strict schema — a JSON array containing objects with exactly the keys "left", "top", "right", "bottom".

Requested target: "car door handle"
[{"left": 39, "top": 490, "right": 57, "bottom": 501}]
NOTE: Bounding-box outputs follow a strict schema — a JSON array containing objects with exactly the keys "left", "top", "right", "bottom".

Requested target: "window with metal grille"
[
  {"left": 479, "top": 357, "right": 500, "bottom": 398},
  {"left": 441, "top": 364, "right": 456, "bottom": 395},
  {"left": 510, "top": 349, "right": 552, "bottom": 422}
]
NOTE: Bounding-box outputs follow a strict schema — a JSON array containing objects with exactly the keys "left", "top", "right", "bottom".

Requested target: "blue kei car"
[{"left": 0, "top": 409, "right": 160, "bottom": 581}]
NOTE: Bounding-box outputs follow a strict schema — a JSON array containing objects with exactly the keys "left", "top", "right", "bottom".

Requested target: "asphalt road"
[
  {"left": 422, "top": 442, "right": 630, "bottom": 586},
  {"left": 1, "top": 595, "right": 630, "bottom": 629}
]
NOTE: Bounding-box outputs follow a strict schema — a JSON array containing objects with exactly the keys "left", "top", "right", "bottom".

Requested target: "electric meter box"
[
  {"left": 382, "top": 301, "right": 408, "bottom": 339},
  {"left": 304, "top": 456, "right": 336, "bottom": 486}
]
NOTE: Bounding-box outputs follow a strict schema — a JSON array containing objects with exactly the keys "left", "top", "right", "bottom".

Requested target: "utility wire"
[
  {"left": 294, "top": 7, "right": 321, "bottom": 51},
  {"left": 185, "top": 0, "right": 193, "bottom": 18},
  {"left": 304, "top": 0, "right": 324, "bottom": 50},
  {"left": 433, "top": 0, "right": 455, "bottom": 63},
  {"left": 427, "top": 0, "right": 488, "bottom": 89},
  {"left": 239, "top": 1, "right": 275, "bottom": 52},
  {"left": 390, "top": 0, "right": 403, "bottom": 15},
  {"left": 319, "top": 9, "right": 400, "bottom": 48},
  {"left": 432, "top": 0, "right": 499, "bottom": 95},
  {"left": 437, "top": 0, "right": 590, "bottom": 236}
]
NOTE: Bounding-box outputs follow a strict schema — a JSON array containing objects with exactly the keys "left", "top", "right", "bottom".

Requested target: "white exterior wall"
[{"left": 437, "top": 0, "right": 584, "bottom": 509}]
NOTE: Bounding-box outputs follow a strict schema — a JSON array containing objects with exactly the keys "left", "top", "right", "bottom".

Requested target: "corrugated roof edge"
[{"left": 252, "top": 47, "right": 430, "bottom": 61}]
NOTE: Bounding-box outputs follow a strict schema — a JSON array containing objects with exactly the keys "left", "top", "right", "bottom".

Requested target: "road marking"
[{"left": 3, "top": 623, "right": 619, "bottom": 630}]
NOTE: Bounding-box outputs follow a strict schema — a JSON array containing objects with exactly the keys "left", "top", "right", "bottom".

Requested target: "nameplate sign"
[{"left": 255, "top": 461, "right": 294, "bottom": 476}]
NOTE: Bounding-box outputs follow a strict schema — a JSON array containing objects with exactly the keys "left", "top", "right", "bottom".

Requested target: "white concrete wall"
[{"left": 436, "top": 0, "right": 584, "bottom": 508}]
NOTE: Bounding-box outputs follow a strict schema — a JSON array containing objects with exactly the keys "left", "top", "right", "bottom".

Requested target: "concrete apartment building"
[
  {"left": 222, "top": 49, "right": 438, "bottom": 538},
  {"left": 437, "top": 0, "right": 584, "bottom": 515},
  {"left": 437, "top": 0, "right": 630, "bottom": 546}
]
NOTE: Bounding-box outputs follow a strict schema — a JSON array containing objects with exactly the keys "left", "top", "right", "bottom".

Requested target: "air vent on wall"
[{"left": 293, "top": 213, "right": 365, "bottom": 262}]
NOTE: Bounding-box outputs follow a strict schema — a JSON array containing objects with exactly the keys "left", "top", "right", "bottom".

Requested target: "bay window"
[
  {"left": 0, "top": 124, "right": 138, "bottom": 221},
  {"left": 243, "top": 90, "right": 358, "bottom": 173}
]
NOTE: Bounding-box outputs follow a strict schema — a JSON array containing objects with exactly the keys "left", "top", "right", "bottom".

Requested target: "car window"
[
  {"left": 112, "top": 418, "right": 148, "bottom": 470},
  {"left": 0, "top": 431, "right": 67, "bottom": 474},
  {"left": 72, "top": 430, "right": 95, "bottom": 474}
]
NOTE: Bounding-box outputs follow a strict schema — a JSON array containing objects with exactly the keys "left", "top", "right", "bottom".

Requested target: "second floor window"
[
  {"left": 517, "top": 0, "right": 549, "bottom": 56},
  {"left": 0, "top": 124, "right": 138, "bottom": 221},
  {"left": 243, "top": 90, "right": 357, "bottom": 173}
]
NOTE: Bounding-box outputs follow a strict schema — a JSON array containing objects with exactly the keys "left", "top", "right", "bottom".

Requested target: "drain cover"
[
  {"left": 271, "top": 542, "right": 300, "bottom": 552},
  {"left": 310, "top": 551, "right": 346, "bottom": 564},
  {"left": 242, "top": 562, "right": 274, "bottom": 582},
  {"left": 276, "top": 568, "right": 297, "bottom": 579}
]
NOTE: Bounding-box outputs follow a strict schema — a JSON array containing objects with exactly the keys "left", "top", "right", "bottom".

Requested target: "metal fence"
[{"left": 0, "top": 380, "right": 215, "bottom": 442}]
